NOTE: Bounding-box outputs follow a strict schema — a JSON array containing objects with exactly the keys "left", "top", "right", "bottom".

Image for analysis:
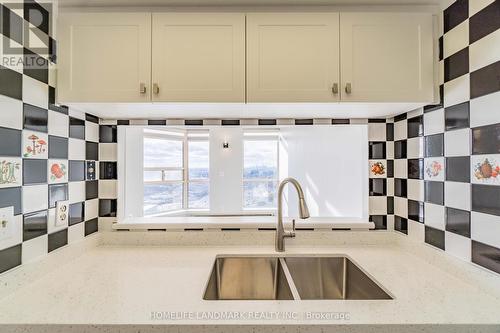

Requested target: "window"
[
  {"left": 243, "top": 133, "right": 279, "bottom": 209},
  {"left": 143, "top": 130, "right": 209, "bottom": 216}
]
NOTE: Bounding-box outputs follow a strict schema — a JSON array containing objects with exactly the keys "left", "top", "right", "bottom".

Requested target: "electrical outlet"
[
  {"left": 55, "top": 200, "right": 69, "bottom": 227},
  {"left": 0, "top": 206, "right": 14, "bottom": 241}
]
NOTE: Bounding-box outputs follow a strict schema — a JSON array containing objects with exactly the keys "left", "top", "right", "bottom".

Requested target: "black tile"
[
  {"left": 394, "top": 140, "right": 407, "bottom": 159},
  {"left": 222, "top": 120, "right": 240, "bottom": 126},
  {"left": 395, "top": 178, "right": 407, "bottom": 198},
  {"left": 23, "top": 209, "right": 47, "bottom": 241},
  {"left": 472, "top": 184, "right": 500, "bottom": 216},
  {"left": 407, "top": 116, "right": 424, "bottom": 138},
  {"left": 86, "top": 180, "right": 98, "bottom": 200},
  {"left": 438, "top": 36, "right": 443, "bottom": 61},
  {"left": 445, "top": 102, "right": 470, "bottom": 131},
  {"left": 408, "top": 200, "right": 424, "bottom": 223},
  {"left": 446, "top": 156, "right": 470, "bottom": 182},
  {"left": 117, "top": 120, "right": 130, "bottom": 126},
  {"left": 425, "top": 134, "right": 444, "bottom": 157},
  {"left": 443, "top": 0, "right": 468, "bottom": 33},
  {"left": 424, "top": 85, "right": 444, "bottom": 113},
  {"left": 86, "top": 161, "right": 96, "bottom": 180},
  {"left": 0, "top": 187, "right": 22, "bottom": 215},
  {"left": 387, "top": 160, "right": 394, "bottom": 178},
  {"left": 0, "top": 65, "right": 22, "bottom": 100},
  {"left": 472, "top": 241, "right": 500, "bottom": 275},
  {"left": 69, "top": 202, "right": 84, "bottom": 226},
  {"left": 148, "top": 120, "right": 166, "bottom": 125},
  {"left": 469, "top": 1, "right": 500, "bottom": 44},
  {"left": 0, "top": 244, "right": 22, "bottom": 274},
  {"left": 0, "top": 127, "right": 21, "bottom": 156},
  {"left": 23, "top": 48, "right": 48, "bottom": 84},
  {"left": 99, "top": 125, "right": 117, "bottom": 143},
  {"left": 85, "top": 114, "right": 99, "bottom": 124},
  {"left": 24, "top": 0, "right": 50, "bottom": 34},
  {"left": 48, "top": 135, "right": 68, "bottom": 159},
  {"left": 48, "top": 37, "right": 56, "bottom": 63},
  {"left": 470, "top": 61, "right": 500, "bottom": 99},
  {"left": 48, "top": 229, "right": 68, "bottom": 252},
  {"left": 386, "top": 123, "right": 394, "bottom": 141},
  {"left": 408, "top": 159, "right": 424, "bottom": 180},
  {"left": 99, "top": 199, "right": 117, "bottom": 217},
  {"left": 332, "top": 119, "right": 350, "bottom": 124},
  {"left": 184, "top": 120, "right": 203, "bottom": 126},
  {"left": 69, "top": 160, "right": 85, "bottom": 182},
  {"left": 369, "top": 142, "right": 386, "bottom": 159},
  {"left": 48, "top": 183, "right": 68, "bottom": 208},
  {"left": 23, "top": 159, "right": 47, "bottom": 185},
  {"left": 69, "top": 117, "right": 85, "bottom": 140},
  {"left": 100, "top": 162, "right": 117, "bottom": 180},
  {"left": 394, "top": 216, "right": 408, "bottom": 235},
  {"left": 295, "top": 119, "right": 313, "bottom": 125},
  {"left": 369, "top": 179, "right": 387, "bottom": 196},
  {"left": 444, "top": 47, "right": 469, "bottom": 83},
  {"left": 446, "top": 207, "right": 470, "bottom": 238},
  {"left": 23, "top": 103, "right": 48, "bottom": 133},
  {"left": 48, "top": 87, "right": 68, "bottom": 114},
  {"left": 394, "top": 113, "right": 407, "bottom": 122},
  {"left": 387, "top": 197, "right": 394, "bottom": 214},
  {"left": 86, "top": 142, "right": 99, "bottom": 161},
  {"left": 472, "top": 123, "right": 500, "bottom": 155},
  {"left": 1, "top": 5, "right": 23, "bottom": 44},
  {"left": 425, "top": 226, "right": 445, "bottom": 250},
  {"left": 85, "top": 218, "right": 98, "bottom": 236},
  {"left": 370, "top": 215, "right": 387, "bottom": 230},
  {"left": 258, "top": 119, "right": 277, "bottom": 125},
  {"left": 368, "top": 119, "right": 386, "bottom": 123},
  {"left": 425, "top": 181, "right": 444, "bottom": 205}
]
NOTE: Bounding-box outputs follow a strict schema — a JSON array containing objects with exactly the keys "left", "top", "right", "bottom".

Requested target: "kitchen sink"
[{"left": 203, "top": 255, "right": 392, "bottom": 300}]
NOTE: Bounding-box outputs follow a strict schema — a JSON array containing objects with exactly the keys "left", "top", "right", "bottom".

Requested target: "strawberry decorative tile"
[{"left": 48, "top": 160, "right": 68, "bottom": 184}]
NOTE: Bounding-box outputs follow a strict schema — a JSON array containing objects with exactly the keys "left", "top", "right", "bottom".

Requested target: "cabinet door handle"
[
  {"left": 332, "top": 83, "right": 339, "bottom": 94},
  {"left": 153, "top": 83, "right": 160, "bottom": 95},
  {"left": 345, "top": 83, "right": 352, "bottom": 94},
  {"left": 139, "top": 83, "right": 146, "bottom": 94}
]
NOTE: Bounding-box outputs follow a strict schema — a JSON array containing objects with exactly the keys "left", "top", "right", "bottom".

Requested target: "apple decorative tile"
[
  {"left": 0, "top": 158, "right": 22, "bottom": 188},
  {"left": 55, "top": 200, "right": 69, "bottom": 228},
  {"left": 86, "top": 161, "right": 96, "bottom": 180},
  {"left": 424, "top": 158, "right": 445, "bottom": 181},
  {"left": 48, "top": 160, "right": 68, "bottom": 184},
  {"left": 22, "top": 131, "right": 48, "bottom": 159},
  {"left": 472, "top": 155, "right": 500, "bottom": 185},
  {"left": 370, "top": 160, "right": 386, "bottom": 178}
]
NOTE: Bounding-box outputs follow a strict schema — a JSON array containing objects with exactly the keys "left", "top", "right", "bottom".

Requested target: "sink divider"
[{"left": 278, "top": 258, "right": 302, "bottom": 301}]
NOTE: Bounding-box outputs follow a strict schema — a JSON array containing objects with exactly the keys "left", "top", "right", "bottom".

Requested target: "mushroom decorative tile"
[
  {"left": 0, "top": 158, "right": 22, "bottom": 188},
  {"left": 22, "top": 131, "right": 48, "bottom": 159},
  {"left": 472, "top": 155, "right": 500, "bottom": 185},
  {"left": 369, "top": 160, "right": 387, "bottom": 178},
  {"left": 424, "top": 157, "right": 445, "bottom": 181},
  {"left": 48, "top": 160, "right": 68, "bottom": 184}
]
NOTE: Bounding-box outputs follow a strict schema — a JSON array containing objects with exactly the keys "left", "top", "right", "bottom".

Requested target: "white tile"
[
  {"left": 445, "top": 232, "right": 471, "bottom": 262},
  {"left": 394, "top": 120, "right": 407, "bottom": 141},
  {"left": 438, "top": 60, "right": 444, "bottom": 86},
  {"left": 470, "top": 29, "right": 500, "bottom": 72},
  {"left": 424, "top": 203, "right": 445, "bottom": 230},
  {"left": 0, "top": 97, "right": 23, "bottom": 129},
  {"left": 394, "top": 197, "right": 408, "bottom": 218},
  {"left": 394, "top": 159, "right": 407, "bottom": 179},
  {"left": 47, "top": 208, "right": 67, "bottom": 234},
  {"left": 469, "top": 0, "right": 495, "bottom": 16},
  {"left": 99, "top": 180, "right": 117, "bottom": 199},
  {"left": 470, "top": 91, "right": 500, "bottom": 128},
  {"left": 68, "top": 109, "right": 86, "bottom": 120},
  {"left": 369, "top": 197, "right": 386, "bottom": 215},
  {"left": 443, "top": 20, "right": 469, "bottom": 60},
  {"left": 68, "top": 223, "right": 85, "bottom": 244},
  {"left": 48, "top": 62, "right": 56, "bottom": 88},
  {"left": 85, "top": 121, "right": 99, "bottom": 142},
  {"left": 369, "top": 160, "right": 387, "bottom": 178},
  {"left": 386, "top": 142, "right": 394, "bottom": 160},
  {"left": 407, "top": 108, "right": 423, "bottom": 119},
  {"left": 471, "top": 212, "right": 500, "bottom": 249},
  {"left": 444, "top": 74, "right": 469, "bottom": 108},
  {"left": 68, "top": 181, "right": 86, "bottom": 204},
  {"left": 22, "top": 184, "right": 48, "bottom": 214},
  {"left": 100, "top": 143, "right": 117, "bottom": 161},
  {"left": 407, "top": 179, "right": 424, "bottom": 201},
  {"left": 408, "top": 219, "right": 424, "bottom": 243},
  {"left": 368, "top": 123, "right": 386, "bottom": 141},
  {"left": 22, "top": 131, "right": 48, "bottom": 159},
  {"left": 48, "top": 111, "right": 69, "bottom": 137},
  {"left": 349, "top": 119, "right": 367, "bottom": 124},
  {"left": 386, "top": 215, "right": 395, "bottom": 231},
  {"left": 21, "top": 234, "right": 48, "bottom": 264},
  {"left": 387, "top": 178, "right": 394, "bottom": 196},
  {"left": 84, "top": 198, "right": 99, "bottom": 221},
  {"left": 22, "top": 75, "right": 48, "bottom": 109},
  {"left": 445, "top": 182, "right": 471, "bottom": 211},
  {"left": 445, "top": 128, "right": 471, "bottom": 157},
  {"left": 101, "top": 119, "right": 118, "bottom": 125},
  {"left": 48, "top": 160, "right": 68, "bottom": 184},
  {"left": 0, "top": 37, "right": 23, "bottom": 73},
  {"left": 99, "top": 217, "right": 116, "bottom": 230},
  {"left": 424, "top": 157, "right": 445, "bottom": 181},
  {"left": 68, "top": 139, "right": 86, "bottom": 160},
  {"left": 407, "top": 137, "right": 424, "bottom": 159},
  {"left": 0, "top": 214, "right": 22, "bottom": 251},
  {"left": 0, "top": 157, "right": 22, "bottom": 188},
  {"left": 423, "top": 108, "right": 445, "bottom": 136},
  {"left": 313, "top": 118, "right": 331, "bottom": 125},
  {"left": 471, "top": 154, "right": 500, "bottom": 185}
]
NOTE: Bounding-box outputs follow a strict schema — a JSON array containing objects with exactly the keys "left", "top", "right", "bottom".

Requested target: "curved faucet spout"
[{"left": 276, "top": 178, "right": 310, "bottom": 252}]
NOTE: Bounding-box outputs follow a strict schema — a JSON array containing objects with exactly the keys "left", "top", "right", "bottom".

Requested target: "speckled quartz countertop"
[{"left": 0, "top": 231, "right": 499, "bottom": 333}]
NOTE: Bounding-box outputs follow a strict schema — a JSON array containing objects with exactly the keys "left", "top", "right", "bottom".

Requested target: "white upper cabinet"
[
  {"left": 58, "top": 13, "right": 152, "bottom": 103},
  {"left": 246, "top": 13, "right": 340, "bottom": 103},
  {"left": 152, "top": 13, "right": 245, "bottom": 102},
  {"left": 340, "top": 13, "right": 434, "bottom": 102}
]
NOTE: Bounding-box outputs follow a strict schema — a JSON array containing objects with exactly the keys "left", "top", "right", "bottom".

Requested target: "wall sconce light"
[{"left": 222, "top": 141, "right": 229, "bottom": 149}]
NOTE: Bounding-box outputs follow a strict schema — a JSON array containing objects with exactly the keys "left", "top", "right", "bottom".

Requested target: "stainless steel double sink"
[{"left": 203, "top": 255, "right": 392, "bottom": 300}]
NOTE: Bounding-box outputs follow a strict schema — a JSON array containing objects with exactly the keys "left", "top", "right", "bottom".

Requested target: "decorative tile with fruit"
[
  {"left": 48, "top": 160, "right": 68, "bottom": 184},
  {"left": 424, "top": 158, "right": 444, "bottom": 181},
  {"left": 472, "top": 155, "right": 500, "bottom": 185}
]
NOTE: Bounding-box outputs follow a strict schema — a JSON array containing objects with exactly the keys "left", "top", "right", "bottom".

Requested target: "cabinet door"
[
  {"left": 340, "top": 13, "right": 434, "bottom": 102},
  {"left": 152, "top": 13, "right": 245, "bottom": 102},
  {"left": 246, "top": 13, "right": 340, "bottom": 102},
  {"left": 58, "top": 13, "right": 152, "bottom": 103}
]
